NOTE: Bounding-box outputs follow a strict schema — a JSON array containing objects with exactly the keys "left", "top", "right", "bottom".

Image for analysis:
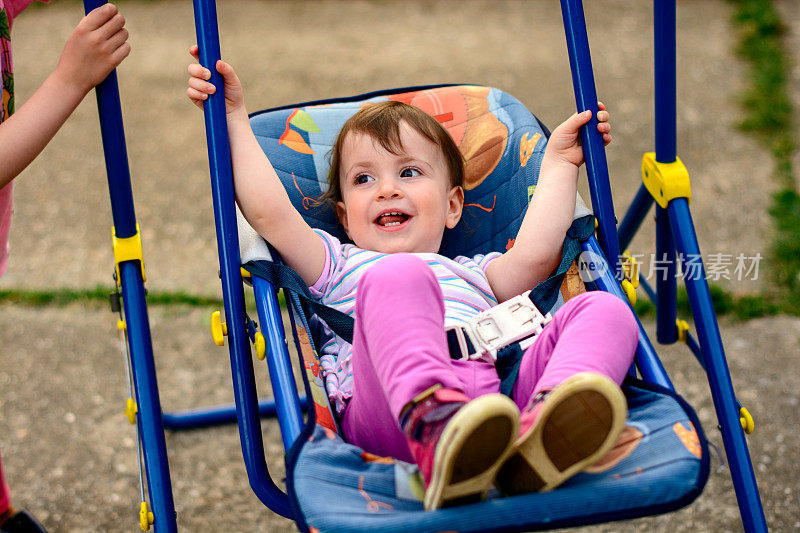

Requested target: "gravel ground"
[
  {"left": 1, "top": 1, "right": 797, "bottom": 531},
  {"left": 2, "top": 306, "right": 798, "bottom": 532}
]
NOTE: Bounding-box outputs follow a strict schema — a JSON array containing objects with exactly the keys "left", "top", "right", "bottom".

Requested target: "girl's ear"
[
  {"left": 445, "top": 186, "right": 464, "bottom": 229},
  {"left": 336, "top": 201, "right": 351, "bottom": 237}
]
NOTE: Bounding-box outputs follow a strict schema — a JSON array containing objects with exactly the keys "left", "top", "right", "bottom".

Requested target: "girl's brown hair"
[{"left": 322, "top": 101, "right": 465, "bottom": 207}]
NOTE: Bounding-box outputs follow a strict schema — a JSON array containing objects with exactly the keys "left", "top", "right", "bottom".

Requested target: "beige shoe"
[
  {"left": 495, "top": 372, "right": 627, "bottom": 495},
  {"left": 405, "top": 391, "right": 519, "bottom": 510}
]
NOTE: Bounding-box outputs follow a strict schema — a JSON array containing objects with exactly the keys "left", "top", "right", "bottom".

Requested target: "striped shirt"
[{"left": 309, "top": 229, "right": 501, "bottom": 414}]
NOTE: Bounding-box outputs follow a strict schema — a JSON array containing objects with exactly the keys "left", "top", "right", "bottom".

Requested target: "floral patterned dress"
[
  {"left": 0, "top": 2, "right": 15, "bottom": 276},
  {"left": 0, "top": 0, "right": 48, "bottom": 276}
]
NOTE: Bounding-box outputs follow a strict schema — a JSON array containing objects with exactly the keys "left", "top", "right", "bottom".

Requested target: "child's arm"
[
  {"left": 0, "top": 4, "right": 130, "bottom": 188},
  {"left": 485, "top": 104, "right": 612, "bottom": 303},
  {"left": 187, "top": 49, "right": 326, "bottom": 286}
]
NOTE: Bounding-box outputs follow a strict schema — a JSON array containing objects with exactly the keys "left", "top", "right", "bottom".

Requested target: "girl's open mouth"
[{"left": 375, "top": 211, "right": 411, "bottom": 228}]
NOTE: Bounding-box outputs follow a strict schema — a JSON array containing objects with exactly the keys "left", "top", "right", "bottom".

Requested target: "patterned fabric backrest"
[{"left": 249, "top": 85, "right": 591, "bottom": 259}]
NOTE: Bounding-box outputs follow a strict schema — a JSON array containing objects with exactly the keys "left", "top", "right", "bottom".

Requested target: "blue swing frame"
[{"left": 83, "top": 0, "right": 768, "bottom": 530}]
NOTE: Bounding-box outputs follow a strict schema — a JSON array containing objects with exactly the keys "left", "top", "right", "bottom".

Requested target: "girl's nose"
[{"left": 376, "top": 178, "right": 402, "bottom": 200}]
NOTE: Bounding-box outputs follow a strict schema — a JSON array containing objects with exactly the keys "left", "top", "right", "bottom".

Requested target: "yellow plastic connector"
[
  {"left": 254, "top": 332, "right": 266, "bottom": 360},
  {"left": 740, "top": 406, "right": 755, "bottom": 435},
  {"left": 676, "top": 319, "right": 690, "bottom": 343},
  {"left": 112, "top": 225, "right": 146, "bottom": 283},
  {"left": 117, "top": 319, "right": 127, "bottom": 332},
  {"left": 621, "top": 280, "right": 637, "bottom": 305},
  {"left": 619, "top": 251, "right": 640, "bottom": 305},
  {"left": 240, "top": 267, "right": 252, "bottom": 279},
  {"left": 641, "top": 152, "right": 691, "bottom": 208},
  {"left": 125, "top": 398, "right": 138, "bottom": 425},
  {"left": 211, "top": 311, "right": 228, "bottom": 346},
  {"left": 139, "top": 502, "right": 154, "bottom": 531}
]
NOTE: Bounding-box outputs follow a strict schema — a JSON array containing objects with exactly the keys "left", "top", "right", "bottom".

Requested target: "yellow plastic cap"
[{"left": 211, "top": 311, "right": 228, "bottom": 346}]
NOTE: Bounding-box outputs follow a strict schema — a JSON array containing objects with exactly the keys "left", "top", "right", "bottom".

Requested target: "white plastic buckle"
[{"left": 449, "top": 294, "right": 552, "bottom": 363}]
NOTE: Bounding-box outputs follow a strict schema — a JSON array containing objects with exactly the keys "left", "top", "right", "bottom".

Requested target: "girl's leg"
[
  {"left": 341, "top": 254, "right": 500, "bottom": 462},
  {"left": 0, "top": 447, "right": 46, "bottom": 532},
  {"left": 497, "top": 291, "right": 638, "bottom": 495},
  {"left": 511, "top": 290, "right": 638, "bottom": 409},
  {"left": 0, "top": 447, "right": 11, "bottom": 518}
]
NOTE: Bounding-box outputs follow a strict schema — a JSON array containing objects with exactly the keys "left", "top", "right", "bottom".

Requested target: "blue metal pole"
[
  {"left": 83, "top": 1, "right": 136, "bottom": 238},
  {"left": 82, "top": 2, "right": 177, "bottom": 531},
  {"left": 655, "top": 207, "right": 678, "bottom": 343},
  {"left": 581, "top": 238, "right": 673, "bottom": 389},
  {"left": 654, "top": 5, "right": 766, "bottom": 527},
  {"left": 653, "top": 6, "right": 765, "bottom": 523},
  {"left": 192, "top": 0, "right": 293, "bottom": 518},
  {"left": 253, "top": 277, "right": 305, "bottom": 450},
  {"left": 654, "top": 0, "right": 678, "bottom": 164},
  {"left": 560, "top": 0, "right": 621, "bottom": 277},
  {"left": 653, "top": 0, "right": 678, "bottom": 348},
  {"left": 668, "top": 200, "right": 767, "bottom": 532},
  {"left": 119, "top": 264, "right": 176, "bottom": 533},
  {"left": 162, "top": 397, "right": 308, "bottom": 430},
  {"left": 618, "top": 184, "right": 655, "bottom": 252}
]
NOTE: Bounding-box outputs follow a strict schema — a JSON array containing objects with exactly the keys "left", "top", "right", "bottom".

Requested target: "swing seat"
[
  {"left": 242, "top": 85, "right": 709, "bottom": 532},
  {"left": 288, "top": 381, "right": 706, "bottom": 532}
]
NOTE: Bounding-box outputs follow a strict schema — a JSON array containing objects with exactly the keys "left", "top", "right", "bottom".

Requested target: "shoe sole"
[
  {"left": 424, "top": 393, "right": 519, "bottom": 511},
  {"left": 496, "top": 372, "right": 627, "bottom": 495}
]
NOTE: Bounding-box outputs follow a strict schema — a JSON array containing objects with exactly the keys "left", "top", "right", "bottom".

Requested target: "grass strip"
[
  {"left": 0, "top": 286, "right": 284, "bottom": 312},
  {"left": 0, "top": 286, "right": 223, "bottom": 308},
  {"left": 633, "top": 283, "right": 785, "bottom": 322},
  {"left": 730, "top": 0, "right": 800, "bottom": 313},
  {"left": 0, "top": 282, "right": 787, "bottom": 322}
]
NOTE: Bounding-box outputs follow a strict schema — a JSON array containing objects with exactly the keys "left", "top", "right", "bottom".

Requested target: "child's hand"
[
  {"left": 544, "top": 102, "right": 612, "bottom": 168},
  {"left": 186, "top": 45, "right": 246, "bottom": 117},
  {"left": 54, "top": 4, "right": 130, "bottom": 95}
]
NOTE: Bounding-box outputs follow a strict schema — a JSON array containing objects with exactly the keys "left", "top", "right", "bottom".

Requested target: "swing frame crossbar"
[{"left": 85, "top": 0, "right": 768, "bottom": 530}]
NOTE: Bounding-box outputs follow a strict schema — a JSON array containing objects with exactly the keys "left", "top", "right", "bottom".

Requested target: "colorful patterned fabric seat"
[{"left": 287, "top": 380, "right": 707, "bottom": 533}]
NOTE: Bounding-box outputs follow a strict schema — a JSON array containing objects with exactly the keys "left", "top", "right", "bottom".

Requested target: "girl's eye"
[
  {"left": 400, "top": 167, "right": 421, "bottom": 178},
  {"left": 354, "top": 173, "right": 374, "bottom": 185}
]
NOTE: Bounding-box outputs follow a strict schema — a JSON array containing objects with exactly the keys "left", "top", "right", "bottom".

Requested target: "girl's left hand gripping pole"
[{"left": 83, "top": 1, "right": 177, "bottom": 531}]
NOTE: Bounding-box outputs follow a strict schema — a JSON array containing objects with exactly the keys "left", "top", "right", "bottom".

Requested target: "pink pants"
[
  {"left": 0, "top": 448, "right": 9, "bottom": 515},
  {"left": 341, "top": 254, "right": 639, "bottom": 463}
]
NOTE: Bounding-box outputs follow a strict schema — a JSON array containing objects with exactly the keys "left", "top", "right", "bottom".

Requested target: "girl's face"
[{"left": 336, "top": 122, "right": 464, "bottom": 254}]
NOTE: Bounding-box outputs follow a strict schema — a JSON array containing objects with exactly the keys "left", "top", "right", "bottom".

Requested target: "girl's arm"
[
  {"left": 187, "top": 51, "right": 325, "bottom": 286},
  {"left": 0, "top": 4, "right": 130, "bottom": 188},
  {"left": 485, "top": 104, "right": 611, "bottom": 303}
]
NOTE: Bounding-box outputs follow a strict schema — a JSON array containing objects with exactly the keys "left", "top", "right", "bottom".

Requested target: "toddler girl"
[{"left": 187, "top": 54, "right": 638, "bottom": 511}]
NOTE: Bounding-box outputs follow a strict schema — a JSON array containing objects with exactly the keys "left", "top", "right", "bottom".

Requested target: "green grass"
[
  {"left": 0, "top": 286, "right": 223, "bottom": 308},
  {"left": 633, "top": 283, "right": 783, "bottom": 322},
  {"left": 0, "top": 285, "right": 285, "bottom": 313},
  {"left": 731, "top": 0, "right": 800, "bottom": 313},
  {"left": 0, "top": 281, "right": 781, "bottom": 323}
]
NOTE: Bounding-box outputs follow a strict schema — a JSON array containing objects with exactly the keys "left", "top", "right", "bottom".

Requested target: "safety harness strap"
[{"left": 243, "top": 260, "right": 355, "bottom": 344}]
